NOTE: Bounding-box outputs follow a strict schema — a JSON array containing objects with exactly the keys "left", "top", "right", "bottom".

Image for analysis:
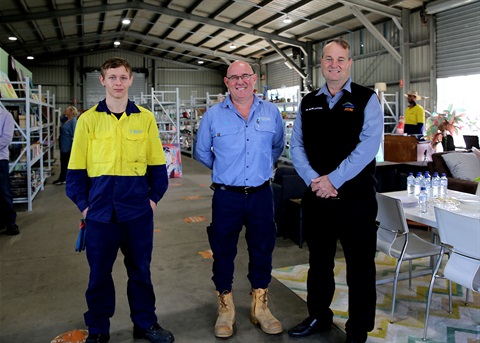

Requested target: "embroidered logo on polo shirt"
[
  {"left": 305, "top": 107, "right": 323, "bottom": 111},
  {"left": 130, "top": 129, "right": 144, "bottom": 134},
  {"left": 343, "top": 102, "right": 354, "bottom": 112}
]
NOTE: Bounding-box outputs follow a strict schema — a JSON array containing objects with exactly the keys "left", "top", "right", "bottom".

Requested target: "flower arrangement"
[{"left": 425, "top": 104, "right": 465, "bottom": 147}]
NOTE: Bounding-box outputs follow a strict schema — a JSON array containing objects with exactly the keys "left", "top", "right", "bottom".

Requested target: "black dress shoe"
[
  {"left": 344, "top": 332, "right": 367, "bottom": 343},
  {"left": 5, "top": 224, "right": 19, "bottom": 236},
  {"left": 85, "top": 333, "right": 110, "bottom": 343},
  {"left": 288, "top": 317, "right": 332, "bottom": 338},
  {"left": 133, "top": 323, "right": 175, "bottom": 343}
]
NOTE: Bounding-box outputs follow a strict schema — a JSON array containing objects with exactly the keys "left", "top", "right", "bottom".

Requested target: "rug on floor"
[{"left": 272, "top": 252, "right": 480, "bottom": 343}]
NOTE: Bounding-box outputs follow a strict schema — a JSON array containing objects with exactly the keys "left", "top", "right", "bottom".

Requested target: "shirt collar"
[
  {"left": 222, "top": 93, "right": 262, "bottom": 109},
  {"left": 97, "top": 99, "right": 141, "bottom": 116},
  {"left": 316, "top": 77, "right": 352, "bottom": 97}
]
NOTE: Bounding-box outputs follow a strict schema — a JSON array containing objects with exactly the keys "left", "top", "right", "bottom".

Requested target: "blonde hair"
[{"left": 66, "top": 106, "right": 78, "bottom": 117}]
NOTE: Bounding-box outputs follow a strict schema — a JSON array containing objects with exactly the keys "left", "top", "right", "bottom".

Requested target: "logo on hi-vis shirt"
[{"left": 343, "top": 102, "right": 354, "bottom": 112}]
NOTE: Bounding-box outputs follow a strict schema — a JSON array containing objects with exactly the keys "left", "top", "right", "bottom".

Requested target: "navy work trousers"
[
  {"left": 208, "top": 185, "right": 277, "bottom": 293},
  {"left": 84, "top": 210, "right": 157, "bottom": 334},
  {"left": 302, "top": 190, "right": 378, "bottom": 339}
]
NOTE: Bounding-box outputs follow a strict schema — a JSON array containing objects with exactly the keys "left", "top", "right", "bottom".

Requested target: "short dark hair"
[
  {"left": 101, "top": 57, "right": 132, "bottom": 78},
  {"left": 322, "top": 38, "right": 351, "bottom": 58}
]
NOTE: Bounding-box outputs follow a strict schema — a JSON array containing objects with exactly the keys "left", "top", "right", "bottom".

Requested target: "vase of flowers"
[{"left": 425, "top": 104, "right": 465, "bottom": 150}]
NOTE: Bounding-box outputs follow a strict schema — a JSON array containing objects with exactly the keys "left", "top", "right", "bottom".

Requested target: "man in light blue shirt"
[
  {"left": 287, "top": 38, "right": 383, "bottom": 343},
  {"left": 194, "top": 60, "right": 284, "bottom": 338}
]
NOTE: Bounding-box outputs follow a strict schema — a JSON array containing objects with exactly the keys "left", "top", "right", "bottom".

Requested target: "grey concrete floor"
[{"left": 0, "top": 156, "right": 346, "bottom": 343}]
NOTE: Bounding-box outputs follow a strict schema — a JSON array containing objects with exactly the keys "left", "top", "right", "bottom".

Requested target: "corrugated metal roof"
[{"left": 0, "top": 0, "right": 426, "bottom": 71}]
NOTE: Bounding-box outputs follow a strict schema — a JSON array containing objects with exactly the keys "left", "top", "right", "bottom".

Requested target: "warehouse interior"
[{"left": 1, "top": 0, "right": 479, "bottom": 342}]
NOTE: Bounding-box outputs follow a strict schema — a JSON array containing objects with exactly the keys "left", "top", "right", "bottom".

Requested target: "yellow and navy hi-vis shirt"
[{"left": 66, "top": 99, "right": 168, "bottom": 223}]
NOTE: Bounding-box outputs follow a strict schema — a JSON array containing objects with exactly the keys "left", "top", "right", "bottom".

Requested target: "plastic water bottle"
[
  {"left": 424, "top": 172, "right": 432, "bottom": 197},
  {"left": 407, "top": 172, "right": 415, "bottom": 195},
  {"left": 431, "top": 172, "right": 440, "bottom": 198},
  {"left": 440, "top": 173, "right": 448, "bottom": 197},
  {"left": 414, "top": 172, "right": 423, "bottom": 196},
  {"left": 418, "top": 186, "right": 428, "bottom": 213}
]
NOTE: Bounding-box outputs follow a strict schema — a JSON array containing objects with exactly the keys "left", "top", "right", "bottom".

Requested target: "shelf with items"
[
  {"left": 280, "top": 119, "right": 295, "bottom": 162},
  {"left": 178, "top": 92, "right": 228, "bottom": 158},
  {"left": 179, "top": 94, "right": 208, "bottom": 157},
  {"left": 0, "top": 77, "right": 56, "bottom": 211},
  {"left": 136, "top": 87, "right": 181, "bottom": 146},
  {"left": 206, "top": 92, "right": 228, "bottom": 110}
]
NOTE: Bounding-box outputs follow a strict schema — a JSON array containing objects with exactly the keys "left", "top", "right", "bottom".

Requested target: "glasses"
[{"left": 225, "top": 73, "right": 254, "bottom": 81}]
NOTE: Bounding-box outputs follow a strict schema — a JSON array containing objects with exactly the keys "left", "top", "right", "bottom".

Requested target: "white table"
[
  {"left": 382, "top": 190, "right": 480, "bottom": 228},
  {"left": 378, "top": 190, "right": 480, "bottom": 283}
]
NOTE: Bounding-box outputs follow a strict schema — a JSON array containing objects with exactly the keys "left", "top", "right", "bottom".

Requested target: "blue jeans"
[
  {"left": 84, "top": 210, "right": 157, "bottom": 334},
  {"left": 0, "top": 159, "right": 16, "bottom": 227},
  {"left": 207, "top": 185, "right": 277, "bottom": 293}
]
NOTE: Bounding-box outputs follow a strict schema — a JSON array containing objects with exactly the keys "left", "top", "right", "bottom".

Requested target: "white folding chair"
[
  {"left": 376, "top": 193, "right": 442, "bottom": 323},
  {"left": 423, "top": 207, "right": 480, "bottom": 340}
]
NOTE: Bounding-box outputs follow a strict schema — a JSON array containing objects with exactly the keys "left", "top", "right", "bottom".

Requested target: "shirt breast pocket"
[
  {"left": 212, "top": 126, "right": 241, "bottom": 153},
  {"left": 254, "top": 121, "right": 276, "bottom": 144},
  {"left": 91, "top": 133, "right": 114, "bottom": 164},
  {"left": 125, "top": 133, "right": 147, "bottom": 164}
]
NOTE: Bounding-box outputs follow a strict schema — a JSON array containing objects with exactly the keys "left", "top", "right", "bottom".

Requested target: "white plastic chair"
[
  {"left": 423, "top": 207, "right": 480, "bottom": 340},
  {"left": 376, "top": 193, "right": 442, "bottom": 323}
]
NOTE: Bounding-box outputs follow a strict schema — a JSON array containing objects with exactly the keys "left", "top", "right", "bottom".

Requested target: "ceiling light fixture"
[
  {"left": 198, "top": 60, "right": 204, "bottom": 64},
  {"left": 283, "top": 16, "right": 292, "bottom": 24},
  {"left": 8, "top": 36, "right": 17, "bottom": 41},
  {"left": 122, "top": 19, "right": 131, "bottom": 25},
  {"left": 230, "top": 43, "right": 236, "bottom": 49},
  {"left": 114, "top": 41, "right": 121, "bottom": 46},
  {"left": 27, "top": 56, "right": 34, "bottom": 60}
]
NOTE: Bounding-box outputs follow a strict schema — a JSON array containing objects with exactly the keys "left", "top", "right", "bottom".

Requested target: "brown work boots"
[
  {"left": 250, "top": 288, "right": 283, "bottom": 334},
  {"left": 214, "top": 288, "right": 282, "bottom": 338},
  {"left": 215, "top": 291, "right": 235, "bottom": 338}
]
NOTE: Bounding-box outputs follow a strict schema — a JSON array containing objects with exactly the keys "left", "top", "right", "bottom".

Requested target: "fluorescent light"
[
  {"left": 198, "top": 60, "right": 204, "bottom": 64},
  {"left": 27, "top": 56, "right": 34, "bottom": 60},
  {"left": 122, "top": 19, "right": 131, "bottom": 25},
  {"left": 8, "top": 36, "right": 17, "bottom": 41},
  {"left": 230, "top": 43, "right": 236, "bottom": 49},
  {"left": 114, "top": 41, "right": 121, "bottom": 46},
  {"left": 283, "top": 16, "right": 292, "bottom": 24}
]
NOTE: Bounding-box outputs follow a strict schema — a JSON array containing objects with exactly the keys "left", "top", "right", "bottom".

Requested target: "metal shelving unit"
[{"left": 0, "top": 77, "right": 56, "bottom": 211}]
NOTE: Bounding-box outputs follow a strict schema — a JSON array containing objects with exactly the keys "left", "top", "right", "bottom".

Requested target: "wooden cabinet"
[{"left": 384, "top": 134, "right": 435, "bottom": 162}]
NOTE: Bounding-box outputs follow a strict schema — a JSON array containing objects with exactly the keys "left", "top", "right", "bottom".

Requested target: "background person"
[
  {"left": 53, "top": 105, "right": 78, "bottom": 185},
  {"left": 0, "top": 108, "right": 19, "bottom": 235},
  {"left": 404, "top": 90, "right": 425, "bottom": 135},
  {"left": 287, "top": 38, "right": 383, "bottom": 343},
  {"left": 66, "top": 57, "right": 173, "bottom": 343},
  {"left": 194, "top": 60, "right": 285, "bottom": 338}
]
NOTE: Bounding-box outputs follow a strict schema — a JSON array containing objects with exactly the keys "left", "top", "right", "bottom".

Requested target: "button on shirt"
[{"left": 194, "top": 94, "right": 285, "bottom": 187}]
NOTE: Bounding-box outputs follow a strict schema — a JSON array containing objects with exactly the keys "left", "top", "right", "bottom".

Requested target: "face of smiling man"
[
  {"left": 321, "top": 40, "right": 352, "bottom": 92},
  {"left": 224, "top": 60, "right": 257, "bottom": 104}
]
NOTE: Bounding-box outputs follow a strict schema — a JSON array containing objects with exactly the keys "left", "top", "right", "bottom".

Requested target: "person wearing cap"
[{"left": 404, "top": 90, "right": 425, "bottom": 135}]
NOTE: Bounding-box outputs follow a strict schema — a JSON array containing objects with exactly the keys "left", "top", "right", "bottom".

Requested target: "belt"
[{"left": 211, "top": 180, "right": 271, "bottom": 194}]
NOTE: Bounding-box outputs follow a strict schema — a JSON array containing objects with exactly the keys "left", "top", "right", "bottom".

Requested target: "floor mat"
[{"left": 272, "top": 252, "right": 480, "bottom": 343}]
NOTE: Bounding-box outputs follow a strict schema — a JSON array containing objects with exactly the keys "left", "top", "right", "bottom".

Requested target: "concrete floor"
[{"left": 0, "top": 156, "right": 346, "bottom": 343}]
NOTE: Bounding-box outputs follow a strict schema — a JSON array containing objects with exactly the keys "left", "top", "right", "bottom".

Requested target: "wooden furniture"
[{"left": 384, "top": 134, "right": 435, "bottom": 162}]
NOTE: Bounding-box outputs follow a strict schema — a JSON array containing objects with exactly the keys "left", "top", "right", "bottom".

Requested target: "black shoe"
[
  {"left": 345, "top": 332, "right": 367, "bottom": 343},
  {"left": 53, "top": 179, "right": 66, "bottom": 185},
  {"left": 133, "top": 323, "right": 174, "bottom": 343},
  {"left": 5, "top": 224, "right": 19, "bottom": 236},
  {"left": 288, "top": 317, "right": 332, "bottom": 338},
  {"left": 85, "top": 333, "right": 110, "bottom": 343}
]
